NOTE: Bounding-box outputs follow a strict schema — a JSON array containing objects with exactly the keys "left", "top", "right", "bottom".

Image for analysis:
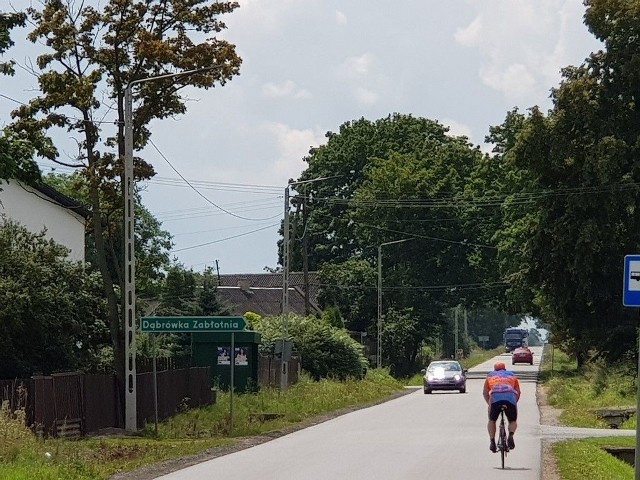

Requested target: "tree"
[
  {"left": 251, "top": 314, "right": 368, "bottom": 380},
  {"left": 0, "top": 221, "right": 109, "bottom": 377},
  {"left": 0, "top": 10, "right": 41, "bottom": 185},
  {"left": 0, "top": 10, "right": 25, "bottom": 75},
  {"left": 291, "top": 114, "right": 494, "bottom": 370},
  {"left": 44, "top": 171, "right": 173, "bottom": 297},
  {"left": 317, "top": 259, "right": 377, "bottom": 332},
  {"left": 8, "top": 1, "right": 242, "bottom": 387},
  {"left": 490, "top": 0, "right": 640, "bottom": 364}
]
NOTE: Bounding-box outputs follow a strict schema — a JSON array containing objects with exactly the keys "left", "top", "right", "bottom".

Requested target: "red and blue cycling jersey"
[{"left": 484, "top": 370, "right": 521, "bottom": 405}]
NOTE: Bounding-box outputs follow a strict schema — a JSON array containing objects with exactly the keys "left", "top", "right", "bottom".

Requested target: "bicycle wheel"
[{"left": 499, "top": 415, "right": 507, "bottom": 469}]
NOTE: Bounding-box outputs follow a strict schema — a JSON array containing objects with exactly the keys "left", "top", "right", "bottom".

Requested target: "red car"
[{"left": 512, "top": 347, "right": 533, "bottom": 365}]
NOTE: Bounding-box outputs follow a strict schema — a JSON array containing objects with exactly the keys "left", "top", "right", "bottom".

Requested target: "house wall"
[{"left": 0, "top": 180, "right": 86, "bottom": 262}]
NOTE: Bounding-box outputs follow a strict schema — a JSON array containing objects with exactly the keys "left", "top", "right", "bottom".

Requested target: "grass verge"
[
  {"left": 0, "top": 369, "right": 404, "bottom": 479},
  {"left": 539, "top": 345, "right": 637, "bottom": 479},
  {"left": 553, "top": 436, "right": 635, "bottom": 480}
]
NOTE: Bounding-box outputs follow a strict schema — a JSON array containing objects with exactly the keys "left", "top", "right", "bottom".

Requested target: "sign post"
[
  {"left": 141, "top": 316, "right": 247, "bottom": 434},
  {"left": 622, "top": 255, "right": 640, "bottom": 480}
]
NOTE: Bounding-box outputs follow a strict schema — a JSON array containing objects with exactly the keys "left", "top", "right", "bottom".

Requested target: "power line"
[
  {"left": 171, "top": 223, "right": 279, "bottom": 252},
  {"left": 148, "top": 138, "right": 282, "bottom": 222}
]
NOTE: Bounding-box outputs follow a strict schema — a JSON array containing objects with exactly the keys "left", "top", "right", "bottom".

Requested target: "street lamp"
[
  {"left": 123, "top": 66, "right": 222, "bottom": 431},
  {"left": 280, "top": 175, "right": 342, "bottom": 390},
  {"left": 377, "top": 238, "right": 413, "bottom": 369}
]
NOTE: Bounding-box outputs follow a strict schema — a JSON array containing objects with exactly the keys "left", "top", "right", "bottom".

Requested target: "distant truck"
[{"left": 504, "top": 328, "right": 528, "bottom": 353}]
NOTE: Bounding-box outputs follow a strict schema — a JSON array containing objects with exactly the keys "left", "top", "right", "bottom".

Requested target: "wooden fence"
[{"left": 0, "top": 367, "right": 213, "bottom": 438}]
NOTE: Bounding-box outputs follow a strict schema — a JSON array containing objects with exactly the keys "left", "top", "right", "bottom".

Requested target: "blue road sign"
[{"left": 623, "top": 255, "right": 640, "bottom": 306}]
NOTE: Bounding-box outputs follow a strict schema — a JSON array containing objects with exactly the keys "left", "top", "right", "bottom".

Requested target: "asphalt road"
[{"left": 155, "top": 347, "right": 560, "bottom": 480}]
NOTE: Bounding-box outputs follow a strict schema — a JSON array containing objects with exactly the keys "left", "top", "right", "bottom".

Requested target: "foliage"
[
  {"left": 0, "top": 221, "right": 109, "bottom": 377},
  {"left": 380, "top": 308, "right": 422, "bottom": 376},
  {"left": 144, "top": 264, "right": 229, "bottom": 361},
  {"left": 149, "top": 370, "right": 403, "bottom": 439},
  {"left": 7, "top": 0, "right": 242, "bottom": 385},
  {"left": 317, "top": 259, "right": 376, "bottom": 331},
  {"left": 290, "top": 114, "right": 493, "bottom": 372},
  {"left": 320, "top": 306, "right": 345, "bottom": 329},
  {"left": 250, "top": 314, "right": 368, "bottom": 380},
  {"left": 542, "top": 345, "right": 637, "bottom": 429},
  {"left": 0, "top": 10, "right": 25, "bottom": 75},
  {"left": 482, "top": 0, "right": 640, "bottom": 364},
  {"left": 44, "top": 172, "right": 173, "bottom": 297}
]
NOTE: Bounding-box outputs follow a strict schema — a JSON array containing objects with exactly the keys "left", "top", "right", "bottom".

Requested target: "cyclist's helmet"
[{"left": 494, "top": 362, "right": 506, "bottom": 371}]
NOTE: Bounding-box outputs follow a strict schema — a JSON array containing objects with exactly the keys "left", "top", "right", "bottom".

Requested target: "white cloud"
[
  {"left": 263, "top": 122, "right": 325, "bottom": 184},
  {"left": 336, "top": 10, "right": 347, "bottom": 25},
  {"left": 355, "top": 87, "right": 379, "bottom": 106},
  {"left": 480, "top": 63, "right": 537, "bottom": 100},
  {"left": 454, "top": 16, "right": 482, "bottom": 46},
  {"left": 262, "top": 80, "right": 311, "bottom": 99},
  {"left": 340, "top": 53, "right": 375, "bottom": 78},
  {"left": 442, "top": 119, "right": 473, "bottom": 139},
  {"left": 232, "top": 0, "right": 311, "bottom": 32},
  {"left": 454, "top": 0, "right": 599, "bottom": 102}
]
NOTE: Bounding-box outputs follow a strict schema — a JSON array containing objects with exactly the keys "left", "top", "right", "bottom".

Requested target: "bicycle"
[{"left": 496, "top": 405, "right": 510, "bottom": 469}]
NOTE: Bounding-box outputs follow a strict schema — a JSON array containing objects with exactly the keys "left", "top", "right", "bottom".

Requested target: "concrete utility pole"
[
  {"left": 281, "top": 175, "right": 339, "bottom": 390},
  {"left": 123, "top": 66, "right": 222, "bottom": 431}
]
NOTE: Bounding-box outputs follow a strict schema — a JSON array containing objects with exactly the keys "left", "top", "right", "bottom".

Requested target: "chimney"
[{"left": 237, "top": 278, "right": 251, "bottom": 292}]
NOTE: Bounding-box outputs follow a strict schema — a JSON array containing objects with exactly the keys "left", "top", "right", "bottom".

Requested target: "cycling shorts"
[{"left": 488, "top": 400, "right": 517, "bottom": 422}]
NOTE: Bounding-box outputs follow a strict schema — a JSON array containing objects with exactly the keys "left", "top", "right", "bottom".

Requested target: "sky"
[{"left": 1, "top": 1, "right": 603, "bottom": 274}]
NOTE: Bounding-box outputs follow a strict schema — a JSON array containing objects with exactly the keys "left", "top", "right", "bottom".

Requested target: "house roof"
[
  {"left": 216, "top": 286, "right": 322, "bottom": 317},
  {"left": 218, "top": 272, "right": 320, "bottom": 306},
  {"left": 33, "top": 183, "right": 91, "bottom": 219}
]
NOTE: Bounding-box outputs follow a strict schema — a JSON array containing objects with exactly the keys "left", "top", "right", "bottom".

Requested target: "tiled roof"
[
  {"left": 218, "top": 272, "right": 320, "bottom": 306},
  {"left": 216, "top": 286, "right": 321, "bottom": 317}
]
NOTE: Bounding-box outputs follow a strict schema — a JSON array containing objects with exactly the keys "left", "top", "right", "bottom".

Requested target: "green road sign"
[{"left": 141, "top": 316, "right": 247, "bottom": 333}]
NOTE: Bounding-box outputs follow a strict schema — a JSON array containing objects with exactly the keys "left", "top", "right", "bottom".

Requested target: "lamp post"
[
  {"left": 280, "top": 175, "right": 341, "bottom": 390},
  {"left": 123, "top": 66, "right": 222, "bottom": 431},
  {"left": 377, "top": 238, "right": 413, "bottom": 369}
]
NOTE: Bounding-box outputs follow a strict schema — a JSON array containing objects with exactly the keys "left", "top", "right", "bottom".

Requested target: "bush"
[{"left": 250, "top": 314, "right": 368, "bottom": 380}]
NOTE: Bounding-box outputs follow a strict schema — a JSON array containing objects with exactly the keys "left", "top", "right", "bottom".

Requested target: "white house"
[{"left": 0, "top": 180, "right": 88, "bottom": 262}]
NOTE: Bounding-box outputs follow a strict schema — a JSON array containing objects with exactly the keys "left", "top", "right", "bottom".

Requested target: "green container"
[{"left": 192, "top": 331, "right": 261, "bottom": 392}]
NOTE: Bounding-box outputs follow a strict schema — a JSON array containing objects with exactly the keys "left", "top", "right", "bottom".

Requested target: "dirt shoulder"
[{"left": 537, "top": 383, "right": 562, "bottom": 480}]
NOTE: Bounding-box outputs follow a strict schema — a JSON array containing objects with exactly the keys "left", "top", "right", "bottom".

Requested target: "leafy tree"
[
  {"left": 0, "top": 10, "right": 41, "bottom": 185},
  {"left": 380, "top": 308, "right": 422, "bottom": 377},
  {"left": 149, "top": 264, "right": 228, "bottom": 361},
  {"left": 7, "top": 0, "right": 242, "bottom": 386},
  {"left": 0, "top": 221, "right": 109, "bottom": 377},
  {"left": 490, "top": 0, "right": 640, "bottom": 364},
  {"left": 0, "top": 10, "right": 25, "bottom": 75},
  {"left": 290, "top": 114, "right": 490, "bottom": 369},
  {"left": 317, "top": 259, "right": 377, "bottom": 332},
  {"left": 44, "top": 171, "right": 172, "bottom": 297},
  {"left": 251, "top": 314, "right": 368, "bottom": 380}
]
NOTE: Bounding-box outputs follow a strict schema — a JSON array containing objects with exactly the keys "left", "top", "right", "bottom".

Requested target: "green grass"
[
  {"left": 539, "top": 345, "right": 638, "bottom": 479},
  {"left": 0, "top": 369, "right": 404, "bottom": 479},
  {"left": 553, "top": 437, "right": 635, "bottom": 480},
  {"left": 540, "top": 346, "right": 637, "bottom": 428},
  {"left": 404, "top": 346, "right": 504, "bottom": 386}
]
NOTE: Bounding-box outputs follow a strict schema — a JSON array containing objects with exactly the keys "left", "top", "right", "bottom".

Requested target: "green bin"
[{"left": 192, "top": 331, "right": 261, "bottom": 392}]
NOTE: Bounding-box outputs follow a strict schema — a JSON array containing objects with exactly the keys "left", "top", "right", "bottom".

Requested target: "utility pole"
[
  {"left": 123, "top": 66, "right": 223, "bottom": 431},
  {"left": 454, "top": 307, "right": 459, "bottom": 359},
  {"left": 281, "top": 175, "right": 340, "bottom": 389},
  {"left": 302, "top": 195, "right": 310, "bottom": 315}
]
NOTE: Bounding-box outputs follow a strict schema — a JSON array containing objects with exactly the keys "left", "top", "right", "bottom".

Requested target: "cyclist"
[{"left": 483, "top": 361, "right": 521, "bottom": 453}]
